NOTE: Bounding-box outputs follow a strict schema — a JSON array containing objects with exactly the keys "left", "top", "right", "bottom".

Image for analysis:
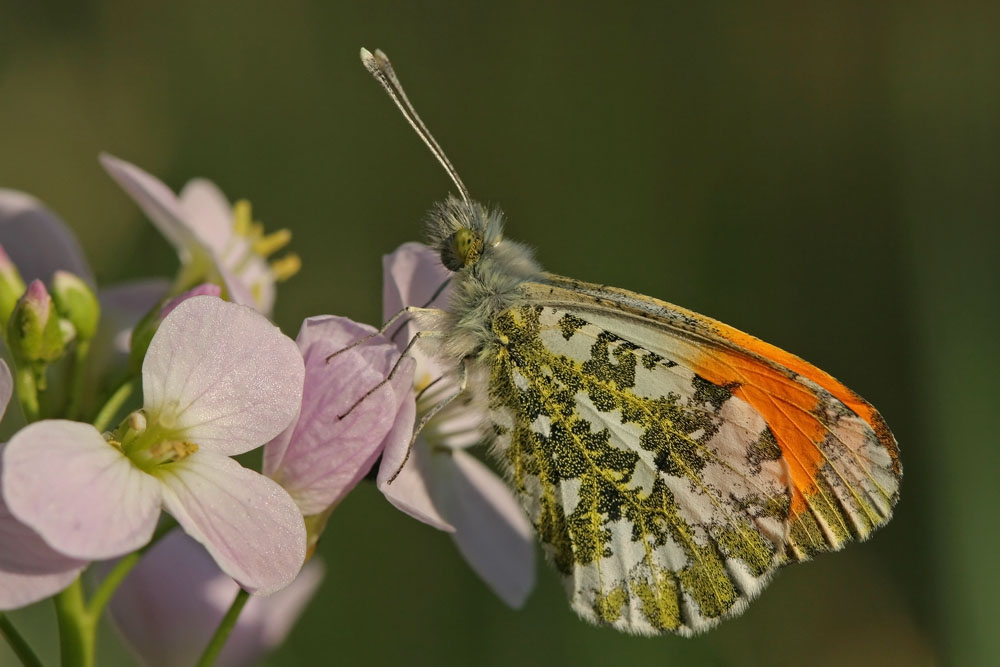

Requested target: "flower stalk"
[
  {"left": 54, "top": 578, "right": 94, "bottom": 667},
  {"left": 196, "top": 589, "right": 250, "bottom": 667}
]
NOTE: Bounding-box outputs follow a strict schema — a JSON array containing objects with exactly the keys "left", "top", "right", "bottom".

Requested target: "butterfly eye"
[{"left": 444, "top": 228, "right": 483, "bottom": 270}]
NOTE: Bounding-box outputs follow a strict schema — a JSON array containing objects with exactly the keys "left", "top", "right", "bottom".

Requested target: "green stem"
[
  {"left": 0, "top": 613, "right": 43, "bottom": 667},
  {"left": 91, "top": 377, "right": 136, "bottom": 432},
  {"left": 86, "top": 517, "right": 177, "bottom": 619},
  {"left": 54, "top": 578, "right": 94, "bottom": 667},
  {"left": 86, "top": 553, "right": 139, "bottom": 620},
  {"left": 66, "top": 340, "right": 91, "bottom": 421},
  {"left": 196, "top": 589, "right": 250, "bottom": 667},
  {"left": 14, "top": 366, "right": 40, "bottom": 423}
]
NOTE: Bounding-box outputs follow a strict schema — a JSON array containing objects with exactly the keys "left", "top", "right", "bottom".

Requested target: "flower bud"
[
  {"left": 0, "top": 244, "right": 26, "bottom": 330},
  {"left": 50, "top": 271, "right": 100, "bottom": 342},
  {"left": 7, "top": 280, "right": 65, "bottom": 364}
]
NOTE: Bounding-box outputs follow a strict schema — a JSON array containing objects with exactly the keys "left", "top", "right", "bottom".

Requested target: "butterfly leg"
[
  {"left": 338, "top": 329, "right": 446, "bottom": 419},
  {"left": 385, "top": 356, "right": 471, "bottom": 485},
  {"left": 325, "top": 306, "right": 442, "bottom": 363}
]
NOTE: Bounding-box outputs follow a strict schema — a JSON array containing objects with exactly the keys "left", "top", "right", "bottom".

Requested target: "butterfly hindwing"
[{"left": 484, "top": 278, "right": 900, "bottom": 635}]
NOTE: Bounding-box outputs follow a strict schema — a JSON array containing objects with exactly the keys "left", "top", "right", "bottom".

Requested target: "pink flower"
[
  {"left": 100, "top": 154, "right": 299, "bottom": 316},
  {"left": 263, "top": 316, "right": 415, "bottom": 528},
  {"left": 0, "top": 361, "right": 87, "bottom": 610},
  {"left": 377, "top": 242, "right": 535, "bottom": 608},
  {"left": 1, "top": 297, "right": 307, "bottom": 594},
  {"left": 108, "top": 530, "right": 323, "bottom": 667}
]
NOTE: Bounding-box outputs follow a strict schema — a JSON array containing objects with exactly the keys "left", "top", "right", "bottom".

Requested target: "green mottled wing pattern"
[{"left": 487, "top": 304, "right": 792, "bottom": 635}]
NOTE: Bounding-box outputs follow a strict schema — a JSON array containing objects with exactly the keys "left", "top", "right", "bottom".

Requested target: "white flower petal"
[
  {"left": 157, "top": 452, "right": 306, "bottom": 595},
  {"left": 265, "top": 316, "right": 414, "bottom": 516},
  {"left": 215, "top": 261, "right": 268, "bottom": 314},
  {"left": 100, "top": 154, "right": 201, "bottom": 261},
  {"left": 377, "top": 430, "right": 454, "bottom": 533},
  {"left": 0, "top": 189, "right": 94, "bottom": 285},
  {"left": 178, "top": 179, "right": 234, "bottom": 255},
  {"left": 0, "top": 454, "right": 86, "bottom": 610},
  {"left": 381, "top": 242, "right": 485, "bottom": 449},
  {"left": 142, "top": 296, "right": 304, "bottom": 456},
  {"left": 108, "top": 530, "right": 323, "bottom": 667},
  {"left": 2, "top": 421, "right": 162, "bottom": 559},
  {"left": 381, "top": 242, "right": 451, "bottom": 322},
  {"left": 431, "top": 449, "right": 535, "bottom": 608},
  {"left": 381, "top": 242, "right": 451, "bottom": 379}
]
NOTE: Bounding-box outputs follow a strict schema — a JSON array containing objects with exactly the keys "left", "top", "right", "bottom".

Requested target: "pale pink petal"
[
  {"left": 0, "top": 189, "right": 93, "bottom": 285},
  {"left": 142, "top": 297, "right": 304, "bottom": 456},
  {"left": 157, "top": 283, "right": 222, "bottom": 320},
  {"left": 2, "top": 421, "right": 161, "bottom": 559},
  {"left": 0, "top": 450, "right": 86, "bottom": 610},
  {"left": 108, "top": 530, "right": 323, "bottom": 667},
  {"left": 157, "top": 452, "right": 306, "bottom": 595},
  {"left": 215, "top": 262, "right": 264, "bottom": 313},
  {"left": 416, "top": 387, "right": 485, "bottom": 451},
  {"left": 264, "top": 316, "right": 414, "bottom": 515},
  {"left": 377, "top": 430, "right": 453, "bottom": 533},
  {"left": 381, "top": 242, "right": 450, "bottom": 377},
  {"left": 377, "top": 244, "right": 482, "bottom": 531},
  {"left": 430, "top": 449, "right": 535, "bottom": 607},
  {"left": 100, "top": 154, "right": 201, "bottom": 261},
  {"left": 382, "top": 243, "right": 485, "bottom": 449},
  {"left": 176, "top": 181, "right": 273, "bottom": 314},
  {"left": 381, "top": 242, "right": 450, "bottom": 321},
  {"left": 178, "top": 179, "right": 234, "bottom": 255},
  {"left": 229, "top": 257, "right": 275, "bottom": 315}
]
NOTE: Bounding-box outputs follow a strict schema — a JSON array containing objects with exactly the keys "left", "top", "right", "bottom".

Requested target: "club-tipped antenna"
[{"left": 361, "top": 47, "right": 471, "bottom": 202}]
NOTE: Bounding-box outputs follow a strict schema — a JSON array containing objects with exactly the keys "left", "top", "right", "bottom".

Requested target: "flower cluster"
[{"left": 0, "top": 157, "right": 534, "bottom": 666}]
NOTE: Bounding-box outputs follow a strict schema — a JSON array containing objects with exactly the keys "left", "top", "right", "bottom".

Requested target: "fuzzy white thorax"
[{"left": 422, "top": 196, "right": 543, "bottom": 364}]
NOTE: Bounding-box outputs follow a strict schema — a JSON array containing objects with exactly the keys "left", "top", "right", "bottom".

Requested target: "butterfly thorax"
[{"left": 425, "top": 195, "right": 543, "bottom": 363}]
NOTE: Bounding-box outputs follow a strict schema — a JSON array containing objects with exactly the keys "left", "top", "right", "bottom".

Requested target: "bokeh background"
[{"left": 1, "top": 2, "right": 998, "bottom": 665}]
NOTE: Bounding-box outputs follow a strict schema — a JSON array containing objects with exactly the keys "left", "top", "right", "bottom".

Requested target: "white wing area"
[
  {"left": 488, "top": 304, "right": 793, "bottom": 634},
  {"left": 527, "top": 279, "right": 899, "bottom": 559}
]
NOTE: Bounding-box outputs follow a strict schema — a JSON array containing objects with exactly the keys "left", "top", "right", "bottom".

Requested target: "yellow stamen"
[
  {"left": 147, "top": 440, "right": 199, "bottom": 463},
  {"left": 233, "top": 200, "right": 253, "bottom": 236},
  {"left": 253, "top": 228, "right": 292, "bottom": 258},
  {"left": 270, "top": 253, "right": 301, "bottom": 282},
  {"left": 249, "top": 221, "right": 264, "bottom": 240}
]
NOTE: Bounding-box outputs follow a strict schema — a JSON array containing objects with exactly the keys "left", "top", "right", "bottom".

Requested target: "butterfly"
[{"left": 361, "top": 47, "right": 901, "bottom": 636}]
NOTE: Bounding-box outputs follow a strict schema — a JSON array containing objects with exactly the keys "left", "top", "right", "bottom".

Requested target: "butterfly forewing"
[{"left": 484, "top": 279, "right": 900, "bottom": 635}]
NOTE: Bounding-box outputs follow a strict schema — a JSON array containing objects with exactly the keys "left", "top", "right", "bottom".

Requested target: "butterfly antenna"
[{"left": 360, "top": 47, "right": 471, "bottom": 203}]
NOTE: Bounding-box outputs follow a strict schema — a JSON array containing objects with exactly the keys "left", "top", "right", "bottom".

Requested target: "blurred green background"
[{"left": 2, "top": 1, "right": 998, "bottom": 665}]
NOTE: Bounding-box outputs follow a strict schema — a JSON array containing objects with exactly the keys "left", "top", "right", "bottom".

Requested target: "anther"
[
  {"left": 253, "top": 229, "right": 292, "bottom": 257},
  {"left": 270, "top": 254, "right": 301, "bottom": 282}
]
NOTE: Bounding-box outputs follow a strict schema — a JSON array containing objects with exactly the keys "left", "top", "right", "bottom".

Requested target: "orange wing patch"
[
  {"left": 522, "top": 276, "right": 901, "bottom": 562},
  {"left": 692, "top": 346, "right": 825, "bottom": 515},
  {"left": 689, "top": 314, "right": 900, "bottom": 560}
]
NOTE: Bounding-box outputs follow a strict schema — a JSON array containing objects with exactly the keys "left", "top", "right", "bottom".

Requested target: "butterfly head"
[{"left": 426, "top": 195, "right": 505, "bottom": 272}]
